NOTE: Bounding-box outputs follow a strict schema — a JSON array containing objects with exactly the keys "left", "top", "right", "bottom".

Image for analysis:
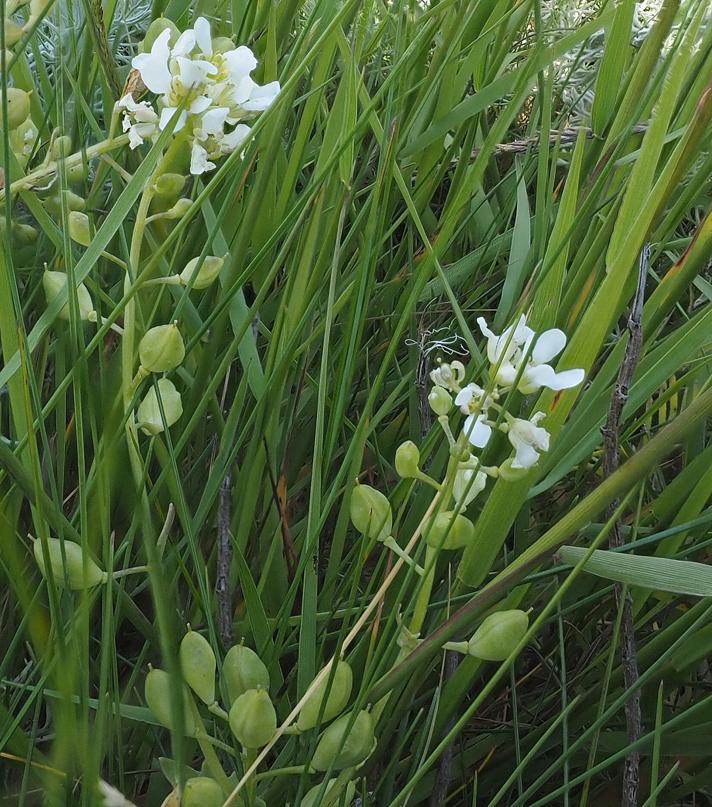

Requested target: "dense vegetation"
[{"left": 1, "top": 0, "right": 712, "bottom": 804}]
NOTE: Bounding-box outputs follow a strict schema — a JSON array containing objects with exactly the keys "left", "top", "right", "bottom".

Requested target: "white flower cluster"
[
  {"left": 429, "top": 314, "right": 584, "bottom": 506},
  {"left": 118, "top": 17, "right": 280, "bottom": 175}
]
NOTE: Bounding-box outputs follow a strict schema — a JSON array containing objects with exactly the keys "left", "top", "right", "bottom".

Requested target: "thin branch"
[
  {"left": 601, "top": 245, "right": 648, "bottom": 807},
  {"left": 216, "top": 474, "right": 234, "bottom": 648}
]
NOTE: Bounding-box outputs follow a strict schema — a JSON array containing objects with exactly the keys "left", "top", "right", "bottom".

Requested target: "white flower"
[
  {"left": 454, "top": 467, "right": 487, "bottom": 507},
  {"left": 430, "top": 360, "right": 466, "bottom": 392},
  {"left": 129, "top": 16, "right": 281, "bottom": 174},
  {"left": 98, "top": 779, "right": 136, "bottom": 807},
  {"left": 118, "top": 93, "right": 159, "bottom": 150},
  {"left": 462, "top": 413, "right": 492, "bottom": 448},
  {"left": 507, "top": 412, "right": 550, "bottom": 469},
  {"left": 517, "top": 329, "right": 585, "bottom": 394},
  {"left": 477, "top": 315, "right": 584, "bottom": 395}
]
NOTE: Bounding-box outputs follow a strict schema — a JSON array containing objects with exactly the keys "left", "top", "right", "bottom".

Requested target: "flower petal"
[
  {"left": 519, "top": 364, "right": 584, "bottom": 393},
  {"left": 132, "top": 29, "right": 172, "bottom": 94},
  {"left": 220, "top": 123, "right": 250, "bottom": 153},
  {"left": 200, "top": 106, "right": 230, "bottom": 135},
  {"left": 224, "top": 45, "right": 258, "bottom": 81},
  {"left": 241, "top": 80, "right": 280, "bottom": 111},
  {"left": 175, "top": 56, "right": 217, "bottom": 87},
  {"left": 532, "top": 328, "right": 567, "bottom": 364},
  {"left": 159, "top": 106, "right": 187, "bottom": 132},
  {"left": 454, "top": 468, "right": 487, "bottom": 508},
  {"left": 190, "top": 140, "right": 216, "bottom": 175},
  {"left": 463, "top": 414, "right": 491, "bottom": 448},
  {"left": 194, "top": 16, "right": 212, "bottom": 55},
  {"left": 172, "top": 29, "right": 196, "bottom": 57},
  {"left": 510, "top": 442, "right": 540, "bottom": 469}
]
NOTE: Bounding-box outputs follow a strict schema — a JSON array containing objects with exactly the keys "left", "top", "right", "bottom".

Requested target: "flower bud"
[
  {"left": 222, "top": 644, "right": 270, "bottom": 704},
  {"left": 395, "top": 441, "right": 420, "bottom": 478},
  {"left": 44, "top": 190, "right": 86, "bottom": 216},
  {"left": 428, "top": 385, "right": 452, "bottom": 415},
  {"left": 467, "top": 609, "right": 529, "bottom": 661},
  {"left": 497, "top": 458, "right": 531, "bottom": 482},
  {"left": 33, "top": 537, "right": 107, "bottom": 589},
  {"left": 137, "top": 379, "right": 183, "bottom": 435},
  {"left": 311, "top": 710, "right": 375, "bottom": 771},
  {"left": 141, "top": 16, "right": 180, "bottom": 52},
  {"left": 179, "top": 255, "right": 224, "bottom": 290},
  {"left": 139, "top": 324, "right": 185, "bottom": 373},
  {"left": 145, "top": 668, "right": 196, "bottom": 736},
  {"left": 301, "top": 778, "right": 356, "bottom": 807},
  {"left": 50, "top": 134, "right": 72, "bottom": 159},
  {"left": 350, "top": 484, "right": 392, "bottom": 542},
  {"left": 162, "top": 198, "right": 192, "bottom": 220},
  {"left": 423, "top": 511, "right": 475, "bottom": 550},
  {"left": 180, "top": 630, "right": 216, "bottom": 706},
  {"left": 297, "top": 661, "right": 353, "bottom": 731},
  {"left": 68, "top": 211, "right": 91, "bottom": 246},
  {"left": 228, "top": 688, "right": 277, "bottom": 749},
  {"left": 1, "top": 87, "right": 31, "bottom": 129},
  {"left": 4, "top": 19, "right": 24, "bottom": 46},
  {"left": 153, "top": 173, "right": 186, "bottom": 198},
  {"left": 43, "top": 270, "right": 94, "bottom": 321},
  {"left": 182, "top": 777, "right": 223, "bottom": 807}
]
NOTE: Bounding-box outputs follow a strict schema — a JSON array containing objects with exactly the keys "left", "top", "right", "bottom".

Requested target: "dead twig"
[
  {"left": 601, "top": 245, "right": 648, "bottom": 807},
  {"left": 216, "top": 474, "right": 234, "bottom": 648}
]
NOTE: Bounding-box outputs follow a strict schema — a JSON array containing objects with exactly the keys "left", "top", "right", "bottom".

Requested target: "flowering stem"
[
  {"left": 441, "top": 641, "right": 469, "bottom": 655},
  {"left": 208, "top": 702, "right": 229, "bottom": 721},
  {"left": 110, "top": 565, "right": 149, "bottom": 580},
  {"left": 253, "top": 765, "right": 307, "bottom": 781}
]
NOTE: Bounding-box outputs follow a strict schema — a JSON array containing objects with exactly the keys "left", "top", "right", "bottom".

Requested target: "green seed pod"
[
  {"left": 145, "top": 668, "right": 196, "bottom": 736},
  {"left": 141, "top": 16, "right": 180, "bottom": 52},
  {"left": 297, "top": 661, "right": 353, "bottom": 731},
  {"left": 179, "top": 255, "right": 224, "bottom": 290},
  {"left": 2, "top": 87, "right": 31, "bottom": 129},
  {"left": 9, "top": 116, "right": 38, "bottom": 167},
  {"left": 428, "top": 385, "right": 452, "bottom": 416},
  {"left": 68, "top": 211, "right": 91, "bottom": 247},
  {"left": 13, "top": 222, "right": 37, "bottom": 244},
  {"left": 180, "top": 630, "right": 216, "bottom": 706},
  {"left": 162, "top": 198, "right": 193, "bottom": 221},
  {"left": 4, "top": 19, "right": 24, "bottom": 46},
  {"left": 423, "top": 511, "right": 475, "bottom": 550},
  {"left": 153, "top": 172, "right": 186, "bottom": 198},
  {"left": 395, "top": 440, "right": 420, "bottom": 478},
  {"left": 137, "top": 378, "right": 183, "bottom": 436},
  {"left": 139, "top": 324, "right": 186, "bottom": 373},
  {"left": 228, "top": 688, "right": 277, "bottom": 749},
  {"left": 43, "top": 270, "right": 94, "bottom": 321},
  {"left": 50, "top": 134, "right": 72, "bottom": 160},
  {"left": 44, "top": 190, "right": 86, "bottom": 216},
  {"left": 349, "top": 483, "right": 392, "bottom": 542},
  {"left": 311, "top": 710, "right": 375, "bottom": 772},
  {"left": 301, "top": 778, "right": 356, "bottom": 807},
  {"left": 222, "top": 645, "right": 270, "bottom": 704},
  {"left": 467, "top": 609, "right": 529, "bottom": 661},
  {"left": 497, "top": 458, "right": 530, "bottom": 482},
  {"left": 182, "top": 777, "right": 223, "bottom": 807},
  {"left": 33, "top": 537, "right": 107, "bottom": 589}
]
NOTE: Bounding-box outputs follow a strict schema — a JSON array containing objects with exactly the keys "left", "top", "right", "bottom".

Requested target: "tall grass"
[{"left": 1, "top": 0, "right": 712, "bottom": 804}]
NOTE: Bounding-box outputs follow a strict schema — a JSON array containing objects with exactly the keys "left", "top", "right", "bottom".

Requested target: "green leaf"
[{"left": 559, "top": 546, "right": 712, "bottom": 597}]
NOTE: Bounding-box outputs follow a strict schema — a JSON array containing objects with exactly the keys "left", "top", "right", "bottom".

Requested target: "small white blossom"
[
  {"left": 129, "top": 16, "right": 280, "bottom": 174},
  {"left": 455, "top": 383, "right": 494, "bottom": 448},
  {"left": 462, "top": 413, "right": 491, "bottom": 448},
  {"left": 430, "top": 360, "right": 466, "bottom": 392},
  {"left": 507, "top": 412, "right": 550, "bottom": 469},
  {"left": 118, "top": 93, "right": 160, "bottom": 150},
  {"left": 98, "top": 780, "right": 136, "bottom": 807},
  {"left": 477, "top": 315, "right": 584, "bottom": 395},
  {"left": 453, "top": 467, "right": 487, "bottom": 507}
]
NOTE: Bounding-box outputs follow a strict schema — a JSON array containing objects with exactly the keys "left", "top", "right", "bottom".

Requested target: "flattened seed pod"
[
  {"left": 311, "top": 710, "right": 375, "bottom": 771},
  {"left": 182, "top": 777, "right": 223, "bottom": 807},
  {"left": 33, "top": 538, "right": 107, "bottom": 589},
  {"left": 222, "top": 645, "right": 270, "bottom": 704},
  {"left": 467, "top": 610, "right": 529, "bottom": 661},
  {"left": 297, "top": 661, "right": 353, "bottom": 731},
  {"left": 145, "top": 668, "right": 196, "bottom": 736},
  {"left": 229, "top": 688, "right": 277, "bottom": 749},
  {"left": 180, "top": 631, "right": 216, "bottom": 705}
]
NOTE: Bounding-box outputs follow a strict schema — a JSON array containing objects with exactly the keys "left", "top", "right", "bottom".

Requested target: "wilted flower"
[
  {"left": 453, "top": 466, "right": 487, "bottom": 507},
  {"left": 126, "top": 16, "right": 280, "bottom": 174},
  {"left": 506, "top": 412, "right": 550, "bottom": 469},
  {"left": 429, "top": 359, "right": 466, "bottom": 392}
]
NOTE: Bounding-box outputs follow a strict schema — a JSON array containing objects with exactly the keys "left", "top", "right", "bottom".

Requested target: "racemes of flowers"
[{"left": 118, "top": 16, "right": 280, "bottom": 174}]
